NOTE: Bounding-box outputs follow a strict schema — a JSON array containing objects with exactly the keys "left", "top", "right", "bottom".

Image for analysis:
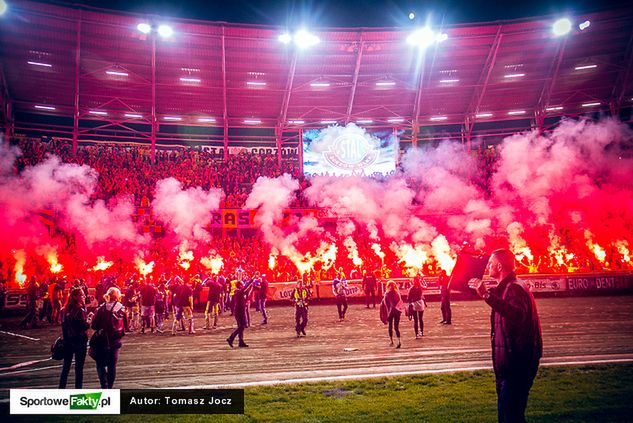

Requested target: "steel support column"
[
  {"left": 610, "top": 28, "right": 633, "bottom": 117},
  {"left": 72, "top": 14, "right": 82, "bottom": 154},
  {"left": 275, "top": 125, "right": 282, "bottom": 167},
  {"left": 298, "top": 128, "right": 304, "bottom": 175},
  {"left": 464, "top": 26, "right": 503, "bottom": 145},
  {"left": 150, "top": 33, "right": 157, "bottom": 162},
  {"left": 345, "top": 36, "right": 364, "bottom": 124},
  {"left": 535, "top": 37, "right": 568, "bottom": 132},
  {"left": 279, "top": 50, "right": 298, "bottom": 126},
  {"left": 221, "top": 27, "right": 229, "bottom": 161}
]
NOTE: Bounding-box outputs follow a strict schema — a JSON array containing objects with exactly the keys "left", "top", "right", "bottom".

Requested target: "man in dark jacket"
[
  {"left": 227, "top": 280, "right": 253, "bottom": 348},
  {"left": 439, "top": 270, "right": 452, "bottom": 324},
  {"left": 470, "top": 249, "right": 543, "bottom": 423},
  {"left": 362, "top": 269, "right": 377, "bottom": 308}
]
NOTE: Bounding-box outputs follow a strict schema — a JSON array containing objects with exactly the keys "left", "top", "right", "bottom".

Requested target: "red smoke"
[{"left": 1, "top": 118, "right": 631, "bottom": 286}]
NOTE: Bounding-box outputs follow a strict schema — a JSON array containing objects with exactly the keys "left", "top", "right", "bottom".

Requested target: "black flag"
[{"left": 449, "top": 252, "right": 490, "bottom": 293}]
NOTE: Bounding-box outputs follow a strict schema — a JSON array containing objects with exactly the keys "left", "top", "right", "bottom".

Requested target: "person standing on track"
[
  {"left": 407, "top": 277, "right": 427, "bottom": 338},
  {"left": 59, "top": 287, "right": 92, "bottom": 388},
  {"left": 469, "top": 248, "right": 543, "bottom": 423},
  {"left": 292, "top": 279, "right": 310, "bottom": 337},
  {"left": 227, "top": 279, "right": 254, "bottom": 348},
  {"left": 382, "top": 280, "right": 403, "bottom": 348},
  {"left": 439, "top": 270, "right": 452, "bottom": 324},
  {"left": 362, "top": 269, "right": 378, "bottom": 308},
  {"left": 332, "top": 272, "right": 348, "bottom": 322}
]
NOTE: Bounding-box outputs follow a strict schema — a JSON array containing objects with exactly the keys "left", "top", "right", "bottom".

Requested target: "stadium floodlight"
[
  {"left": 289, "top": 120, "right": 305, "bottom": 124},
  {"left": 124, "top": 113, "right": 143, "bottom": 118},
  {"left": 244, "top": 119, "right": 261, "bottom": 124},
  {"left": 579, "top": 20, "right": 591, "bottom": 31},
  {"left": 180, "top": 77, "right": 201, "bottom": 83},
  {"left": 430, "top": 116, "right": 447, "bottom": 121},
  {"left": 574, "top": 64, "right": 597, "bottom": 71},
  {"left": 106, "top": 70, "right": 128, "bottom": 77},
  {"left": 0, "top": 0, "right": 7, "bottom": 15},
  {"left": 376, "top": 81, "right": 396, "bottom": 87},
  {"left": 294, "top": 30, "right": 320, "bottom": 49},
  {"left": 407, "top": 27, "right": 436, "bottom": 48},
  {"left": 356, "top": 119, "right": 373, "bottom": 124},
  {"left": 387, "top": 118, "right": 404, "bottom": 123},
  {"left": 508, "top": 110, "right": 526, "bottom": 115},
  {"left": 198, "top": 117, "right": 216, "bottom": 123},
  {"left": 409, "top": 12, "right": 415, "bottom": 20},
  {"left": 89, "top": 110, "right": 108, "bottom": 116},
  {"left": 476, "top": 113, "right": 493, "bottom": 118},
  {"left": 320, "top": 120, "right": 337, "bottom": 125},
  {"left": 310, "top": 82, "right": 330, "bottom": 88},
  {"left": 137, "top": 23, "right": 151, "bottom": 34},
  {"left": 157, "top": 24, "right": 173, "bottom": 38},
  {"left": 545, "top": 106, "right": 563, "bottom": 111},
  {"left": 247, "top": 81, "right": 266, "bottom": 87},
  {"left": 28, "top": 61, "right": 52, "bottom": 68},
  {"left": 163, "top": 116, "right": 182, "bottom": 121},
  {"left": 278, "top": 32, "right": 292, "bottom": 44},
  {"left": 436, "top": 33, "right": 448, "bottom": 42},
  {"left": 35, "top": 105, "right": 56, "bottom": 111},
  {"left": 581, "top": 102, "right": 600, "bottom": 107},
  {"left": 553, "top": 18, "right": 572, "bottom": 36}
]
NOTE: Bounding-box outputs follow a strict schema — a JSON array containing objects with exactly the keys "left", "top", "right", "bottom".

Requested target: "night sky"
[{"left": 38, "top": 0, "right": 632, "bottom": 28}]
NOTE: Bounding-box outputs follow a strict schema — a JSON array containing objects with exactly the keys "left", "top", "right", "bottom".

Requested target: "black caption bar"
[{"left": 120, "top": 389, "right": 244, "bottom": 414}]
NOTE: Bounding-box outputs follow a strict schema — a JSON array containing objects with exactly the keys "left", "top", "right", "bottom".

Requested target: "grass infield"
[{"left": 9, "top": 363, "right": 633, "bottom": 422}]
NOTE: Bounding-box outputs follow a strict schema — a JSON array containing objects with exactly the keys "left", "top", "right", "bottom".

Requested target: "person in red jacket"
[{"left": 470, "top": 249, "right": 543, "bottom": 423}]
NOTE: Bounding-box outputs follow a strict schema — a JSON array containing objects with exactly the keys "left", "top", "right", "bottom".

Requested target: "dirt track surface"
[{"left": 1, "top": 296, "right": 632, "bottom": 396}]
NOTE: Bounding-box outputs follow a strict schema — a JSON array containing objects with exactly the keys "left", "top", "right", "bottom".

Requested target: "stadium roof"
[{"left": 1, "top": 0, "right": 632, "bottom": 149}]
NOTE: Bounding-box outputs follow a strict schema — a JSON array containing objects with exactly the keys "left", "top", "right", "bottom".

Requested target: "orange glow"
[
  {"left": 135, "top": 256, "right": 155, "bottom": 276},
  {"left": 48, "top": 253, "right": 63, "bottom": 274},
  {"left": 13, "top": 250, "right": 27, "bottom": 288},
  {"left": 201, "top": 254, "right": 224, "bottom": 274},
  {"left": 268, "top": 253, "right": 276, "bottom": 270},
  {"left": 92, "top": 256, "right": 114, "bottom": 271}
]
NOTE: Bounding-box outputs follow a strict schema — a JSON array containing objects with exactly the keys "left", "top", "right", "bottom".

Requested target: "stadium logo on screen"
[{"left": 323, "top": 133, "right": 379, "bottom": 171}]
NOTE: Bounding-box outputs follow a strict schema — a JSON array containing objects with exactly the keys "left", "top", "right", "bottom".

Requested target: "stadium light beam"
[
  {"left": 247, "top": 81, "right": 267, "bottom": 87},
  {"left": 439, "top": 79, "right": 459, "bottom": 83},
  {"left": 28, "top": 61, "right": 52, "bottom": 68},
  {"left": 581, "top": 102, "right": 600, "bottom": 107},
  {"left": 579, "top": 20, "right": 591, "bottom": 31},
  {"left": 124, "top": 113, "right": 143, "bottom": 118},
  {"left": 545, "top": 106, "right": 563, "bottom": 111},
  {"left": 0, "top": 0, "right": 7, "bottom": 15},
  {"left": 357, "top": 119, "right": 373, "bottom": 124},
  {"left": 34, "top": 105, "right": 56, "bottom": 111},
  {"left": 553, "top": 18, "right": 572, "bottom": 36},
  {"left": 163, "top": 116, "right": 182, "bottom": 121},
  {"left": 430, "top": 116, "right": 447, "bottom": 121},
  {"left": 198, "top": 117, "right": 216, "bottom": 123},
  {"left": 294, "top": 30, "right": 320, "bottom": 49},
  {"left": 244, "top": 119, "right": 261, "bottom": 125},
  {"left": 476, "top": 113, "right": 493, "bottom": 118},
  {"left": 376, "top": 81, "right": 396, "bottom": 87},
  {"left": 89, "top": 110, "right": 108, "bottom": 116},
  {"left": 106, "top": 70, "right": 128, "bottom": 77},
  {"left": 320, "top": 120, "right": 337, "bottom": 125},
  {"left": 278, "top": 32, "right": 292, "bottom": 44},
  {"left": 137, "top": 23, "right": 151, "bottom": 34},
  {"left": 289, "top": 120, "right": 305, "bottom": 124},
  {"left": 387, "top": 118, "right": 404, "bottom": 123},
  {"left": 407, "top": 27, "right": 435, "bottom": 48},
  {"left": 310, "top": 82, "right": 330, "bottom": 87},
  {"left": 180, "top": 77, "right": 201, "bottom": 83},
  {"left": 158, "top": 24, "right": 173, "bottom": 38},
  {"left": 504, "top": 73, "right": 525, "bottom": 79},
  {"left": 574, "top": 64, "right": 597, "bottom": 71},
  {"left": 508, "top": 110, "right": 526, "bottom": 116}
]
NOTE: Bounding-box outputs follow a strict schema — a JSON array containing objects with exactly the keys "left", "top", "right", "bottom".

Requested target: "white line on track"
[
  {"left": 177, "top": 355, "right": 633, "bottom": 389},
  {"left": 0, "top": 364, "right": 61, "bottom": 377},
  {"left": 0, "top": 331, "right": 40, "bottom": 341},
  {"left": 0, "top": 358, "right": 52, "bottom": 372}
]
